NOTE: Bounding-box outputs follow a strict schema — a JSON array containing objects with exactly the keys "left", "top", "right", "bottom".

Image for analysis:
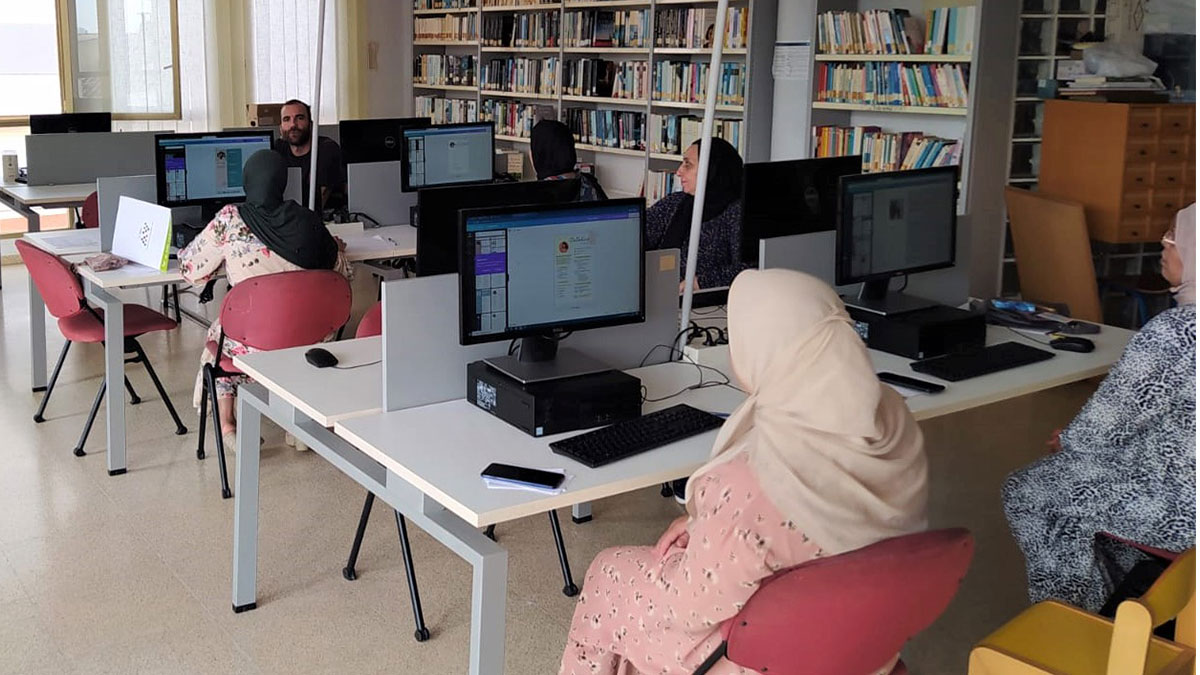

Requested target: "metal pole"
[
  {"left": 308, "top": 0, "right": 327, "bottom": 212},
  {"left": 677, "top": 0, "right": 730, "bottom": 355}
]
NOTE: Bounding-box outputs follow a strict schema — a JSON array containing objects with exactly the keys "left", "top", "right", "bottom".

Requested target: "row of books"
[
  {"left": 414, "top": 0, "right": 475, "bottom": 10},
  {"left": 649, "top": 114, "right": 741, "bottom": 156},
  {"left": 816, "top": 62, "right": 969, "bottom": 109},
  {"left": 564, "top": 108, "right": 646, "bottom": 151},
  {"left": 655, "top": 7, "right": 748, "bottom": 50},
  {"left": 482, "top": 0, "right": 557, "bottom": 6},
  {"left": 646, "top": 171, "right": 681, "bottom": 205},
  {"left": 924, "top": 6, "right": 975, "bottom": 56},
  {"left": 654, "top": 61, "right": 745, "bottom": 106},
  {"left": 563, "top": 10, "right": 650, "bottom": 49},
  {"left": 563, "top": 59, "right": 649, "bottom": 100},
  {"left": 416, "top": 95, "right": 480, "bottom": 125},
  {"left": 816, "top": 10, "right": 923, "bottom": 55},
  {"left": 481, "top": 57, "right": 559, "bottom": 95},
  {"left": 481, "top": 99, "right": 544, "bottom": 138},
  {"left": 482, "top": 12, "right": 560, "bottom": 48},
  {"left": 812, "top": 125, "right": 961, "bottom": 173},
  {"left": 415, "top": 15, "right": 478, "bottom": 42},
  {"left": 413, "top": 54, "right": 477, "bottom": 87}
]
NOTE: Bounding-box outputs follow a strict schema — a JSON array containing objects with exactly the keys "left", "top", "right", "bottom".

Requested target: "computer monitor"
[
  {"left": 154, "top": 131, "right": 275, "bottom": 209},
  {"left": 29, "top": 112, "right": 113, "bottom": 134},
  {"left": 401, "top": 122, "right": 494, "bottom": 192},
  {"left": 459, "top": 198, "right": 646, "bottom": 382},
  {"left": 415, "top": 178, "right": 583, "bottom": 276},
  {"left": 740, "top": 155, "right": 861, "bottom": 265},
  {"left": 340, "top": 116, "right": 430, "bottom": 165},
  {"left": 835, "top": 166, "right": 957, "bottom": 315}
]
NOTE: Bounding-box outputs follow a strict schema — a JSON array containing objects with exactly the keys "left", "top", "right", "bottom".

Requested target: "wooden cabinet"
[{"left": 1040, "top": 99, "right": 1195, "bottom": 244}]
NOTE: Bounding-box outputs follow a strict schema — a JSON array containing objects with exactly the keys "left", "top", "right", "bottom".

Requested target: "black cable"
[
  {"left": 897, "top": 274, "right": 909, "bottom": 292},
  {"left": 1004, "top": 326, "right": 1054, "bottom": 346},
  {"left": 333, "top": 359, "right": 382, "bottom": 370},
  {"left": 349, "top": 211, "right": 380, "bottom": 228},
  {"left": 636, "top": 342, "right": 741, "bottom": 404},
  {"left": 690, "top": 305, "right": 726, "bottom": 316},
  {"left": 508, "top": 339, "right": 519, "bottom": 356}
]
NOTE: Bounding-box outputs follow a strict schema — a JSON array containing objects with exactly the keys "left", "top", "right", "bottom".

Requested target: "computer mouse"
[
  {"left": 1059, "top": 320, "right": 1101, "bottom": 335},
  {"left": 305, "top": 347, "right": 339, "bottom": 368},
  {"left": 1050, "top": 336, "right": 1095, "bottom": 353}
]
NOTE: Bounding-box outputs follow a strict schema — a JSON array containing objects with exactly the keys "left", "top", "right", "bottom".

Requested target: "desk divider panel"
[
  {"left": 97, "top": 175, "right": 155, "bottom": 252},
  {"left": 26, "top": 132, "right": 157, "bottom": 186},
  {"left": 759, "top": 232, "right": 858, "bottom": 296},
  {"left": 348, "top": 161, "right": 414, "bottom": 226},
  {"left": 381, "top": 248, "right": 680, "bottom": 413}
]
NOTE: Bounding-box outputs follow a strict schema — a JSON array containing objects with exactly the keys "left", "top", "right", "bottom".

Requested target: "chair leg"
[
  {"left": 661, "top": 482, "right": 674, "bottom": 498},
  {"left": 205, "top": 365, "right": 232, "bottom": 499},
  {"left": 196, "top": 367, "right": 209, "bottom": 460},
  {"left": 73, "top": 379, "right": 107, "bottom": 457},
  {"left": 34, "top": 341, "right": 71, "bottom": 423},
  {"left": 131, "top": 341, "right": 187, "bottom": 435},
  {"left": 691, "top": 642, "right": 728, "bottom": 675},
  {"left": 483, "top": 524, "right": 496, "bottom": 541},
  {"left": 172, "top": 285, "right": 181, "bottom": 324},
  {"left": 548, "top": 510, "right": 580, "bottom": 597},
  {"left": 395, "top": 511, "right": 431, "bottom": 642},
  {"left": 343, "top": 491, "right": 375, "bottom": 581},
  {"left": 124, "top": 376, "right": 142, "bottom": 405},
  {"left": 160, "top": 285, "right": 169, "bottom": 314}
]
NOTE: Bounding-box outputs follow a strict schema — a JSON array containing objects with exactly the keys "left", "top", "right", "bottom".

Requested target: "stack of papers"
[{"left": 482, "top": 468, "right": 570, "bottom": 495}]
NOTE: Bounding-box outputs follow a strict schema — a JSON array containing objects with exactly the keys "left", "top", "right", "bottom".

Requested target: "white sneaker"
[{"left": 284, "top": 432, "right": 310, "bottom": 452}]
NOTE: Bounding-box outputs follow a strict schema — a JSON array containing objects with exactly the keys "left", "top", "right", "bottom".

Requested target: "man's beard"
[{"left": 286, "top": 126, "right": 312, "bottom": 147}]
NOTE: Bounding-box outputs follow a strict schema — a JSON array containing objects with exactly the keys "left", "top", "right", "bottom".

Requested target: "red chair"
[
  {"left": 693, "top": 528, "right": 975, "bottom": 675},
  {"left": 198, "top": 269, "right": 352, "bottom": 498},
  {"left": 79, "top": 191, "right": 99, "bottom": 229},
  {"left": 16, "top": 240, "right": 187, "bottom": 458},
  {"left": 356, "top": 301, "right": 383, "bottom": 339}
]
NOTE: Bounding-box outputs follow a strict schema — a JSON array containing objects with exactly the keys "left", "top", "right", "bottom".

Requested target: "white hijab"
[
  {"left": 1171, "top": 204, "right": 1195, "bottom": 306},
  {"left": 687, "top": 269, "right": 929, "bottom": 554}
]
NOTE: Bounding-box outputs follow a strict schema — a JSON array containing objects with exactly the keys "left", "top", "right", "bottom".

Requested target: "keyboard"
[
  {"left": 910, "top": 342, "right": 1055, "bottom": 382},
  {"left": 550, "top": 404, "right": 725, "bottom": 468}
]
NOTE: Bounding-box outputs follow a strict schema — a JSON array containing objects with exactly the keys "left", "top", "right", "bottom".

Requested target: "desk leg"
[
  {"left": 232, "top": 391, "right": 261, "bottom": 613},
  {"left": 571, "top": 502, "right": 592, "bottom": 524},
  {"left": 470, "top": 543, "right": 508, "bottom": 675},
  {"left": 86, "top": 283, "right": 127, "bottom": 476},
  {"left": 24, "top": 209, "right": 48, "bottom": 390}
]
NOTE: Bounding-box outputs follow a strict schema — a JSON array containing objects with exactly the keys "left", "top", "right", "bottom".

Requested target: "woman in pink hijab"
[{"left": 559, "top": 269, "right": 928, "bottom": 675}]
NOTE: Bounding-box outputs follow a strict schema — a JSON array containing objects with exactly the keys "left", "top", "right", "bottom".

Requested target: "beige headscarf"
[
  {"left": 687, "top": 269, "right": 929, "bottom": 555},
  {"left": 1170, "top": 204, "right": 1195, "bottom": 306}
]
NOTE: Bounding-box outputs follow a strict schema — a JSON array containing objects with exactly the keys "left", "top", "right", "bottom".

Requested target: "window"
[
  {"left": 0, "top": 3, "right": 63, "bottom": 118},
  {"left": 250, "top": 0, "right": 339, "bottom": 124}
]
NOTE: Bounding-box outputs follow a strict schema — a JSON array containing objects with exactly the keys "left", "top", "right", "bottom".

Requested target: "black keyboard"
[
  {"left": 910, "top": 342, "right": 1054, "bottom": 382},
  {"left": 550, "top": 404, "right": 725, "bottom": 468}
]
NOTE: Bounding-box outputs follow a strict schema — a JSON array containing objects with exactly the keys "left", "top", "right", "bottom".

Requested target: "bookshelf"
[{"left": 409, "top": 0, "right": 774, "bottom": 200}]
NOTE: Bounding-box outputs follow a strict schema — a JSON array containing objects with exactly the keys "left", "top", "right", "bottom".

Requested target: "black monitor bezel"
[
  {"left": 339, "top": 116, "right": 430, "bottom": 165},
  {"left": 834, "top": 165, "right": 958, "bottom": 286},
  {"left": 153, "top": 130, "right": 275, "bottom": 209},
  {"left": 29, "top": 112, "right": 113, "bottom": 134},
  {"left": 400, "top": 121, "right": 495, "bottom": 193},
  {"left": 457, "top": 197, "right": 647, "bottom": 347}
]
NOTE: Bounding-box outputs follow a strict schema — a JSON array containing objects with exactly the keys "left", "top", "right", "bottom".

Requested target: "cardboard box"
[{"left": 247, "top": 103, "right": 284, "bottom": 128}]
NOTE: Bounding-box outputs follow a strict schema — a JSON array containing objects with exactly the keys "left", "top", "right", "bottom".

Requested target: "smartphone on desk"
[
  {"left": 481, "top": 463, "right": 566, "bottom": 490},
  {"left": 877, "top": 372, "right": 945, "bottom": 394}
]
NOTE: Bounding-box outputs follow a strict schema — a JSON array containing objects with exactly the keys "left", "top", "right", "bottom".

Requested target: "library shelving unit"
[{"left": 410, "top": 0, "right": 775, "bottom": 200}]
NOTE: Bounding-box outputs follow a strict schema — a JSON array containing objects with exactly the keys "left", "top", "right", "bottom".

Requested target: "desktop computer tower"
[{"left": 847, "top": 305, "right": 986, "bottom": 360}]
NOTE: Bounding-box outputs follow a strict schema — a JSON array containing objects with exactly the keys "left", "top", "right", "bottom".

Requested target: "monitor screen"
[
  {"left": 741, "top": 155, "right": 861, "bottom": 264},
  {"left": 835, "top": 166, "right": 957, "bottom": 285},
  {"left": 402, "top": 122, "right": 494, "bottom": 192},
  {"left": 341, "top": 117, "right": 430, "bottom": 165},
  {"left": 459, "top": 199, "right": 645, "bottom": 345},
  {"left": 415, "top": 178, "right": 583, "bottom": 276},
  {"left": 155, "top": 131, "right": 274, "bottom": 208},
  {"left": 29, "top": 112, "right": 112, "bottom": 134}
]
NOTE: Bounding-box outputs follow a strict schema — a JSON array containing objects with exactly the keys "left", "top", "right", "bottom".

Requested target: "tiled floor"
[{"left": 0, "top": 263, "right": 1099, "bottom": 674}]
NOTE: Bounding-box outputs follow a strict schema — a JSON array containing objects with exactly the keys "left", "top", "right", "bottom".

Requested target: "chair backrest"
[
  {"left": 356, "top": 301, "right": 383, "bottom": 338},
  {"left": 1108, "top": 548, "right": 1197, "bottom": 675},
  {"left": 218, "top": 270, "right": 352, "bottom": 351},
  {"left": 1003, "top": 187, "right": 1103, "bottom": 323},
  {"left": 81, "top": 191, "right": 99, "bottom": 229},
  {"left": 14, "top": 239, "right": 87, "bottom": 320},
  {"left": 723, "top": 528, "right": 974, "bottom": 675}
]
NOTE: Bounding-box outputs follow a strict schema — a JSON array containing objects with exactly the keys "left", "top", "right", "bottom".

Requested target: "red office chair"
[
  {"left": 16, "top": 240, "right": 187, "bottom": 461},
  {"left": 79, "top": 191, "right": 99, "bottom": 229},
  {"left": 197, "top": 269, "right": 352, "bottom": 498},
  {"left": 693, "top": 528, "right": 975, "bottom": 675}
]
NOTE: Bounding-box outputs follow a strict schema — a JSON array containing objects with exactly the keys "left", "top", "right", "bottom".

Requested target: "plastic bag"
[{"left": 1084, "top": 43, "right": 1158, "bottom": 78}]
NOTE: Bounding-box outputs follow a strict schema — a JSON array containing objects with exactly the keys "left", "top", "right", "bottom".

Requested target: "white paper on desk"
[
  {"left": 110, "top": 196, "right": 172, "bottom": 271},
  {"left": 482, "top": 469, "right": 571, "bottom": 495},
  {"left": 40, "top": 230, "right": 101, "bottom": 250}
]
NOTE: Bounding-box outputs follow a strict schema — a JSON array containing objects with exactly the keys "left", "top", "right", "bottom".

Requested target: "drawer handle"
[
  {"left": 1139, "top": 149, "right": 1148, "bottom": 156},
  {"left": 1166, "top": 202, "right": 1175, "bottom": 209},
  {"left": 1135, "top": 204, "right": 1143, "bottom": 209},
  {"left": 1136, "top": 176, "right": 1145, "bottom": 182},
  {"left": 1168, "top": 176, "right": 1176, "bottom": 183}
]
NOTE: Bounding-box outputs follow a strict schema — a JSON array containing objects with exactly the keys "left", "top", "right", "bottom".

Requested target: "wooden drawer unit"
[{"left": 1041, "top": 100, "right": 1196, "bottom": 244}]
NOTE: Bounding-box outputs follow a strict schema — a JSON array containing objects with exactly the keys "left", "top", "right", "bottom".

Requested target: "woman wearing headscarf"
[
  {"left": 179, "top": 149, "right": 352, "bottom": 448},
  {"left": 1003, "top": 204, "right": 1196, "bottom": 613},
  {"left": 559, "top": 269, "right": 929, "bottom": 675},
  {"left": 645, "top": 137, "right": 745, "bottom": 290},
  {"left": 530, "top": 119, "right": 608, "bottom": 202}
]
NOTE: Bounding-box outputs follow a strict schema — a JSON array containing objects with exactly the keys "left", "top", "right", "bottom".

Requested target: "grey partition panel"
[
  {"left": 284, "top": 167, "right": 303, "bottom": 204},
  {"left": 381, "top": 249, "right": 680, "bottom": 412},
  {"left": 26, "top": 132, "right": 157, "bottom": 185},
  {"left": 96, "top": 175, "right": 155, "bottom": 252},
  {"left": 759, "top": 232, "right": 857, "bottom": 296},
  {"left": 319, "top": 124, "right": 340, "bottom": 145},
  {"left": 348, "top": 161, "right": 414, "bottom": 226}
]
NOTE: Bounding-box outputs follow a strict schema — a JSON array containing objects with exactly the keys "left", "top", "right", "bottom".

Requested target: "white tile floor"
[{"left": 0, "top": 264, "right": 1099, "bottom": 674}]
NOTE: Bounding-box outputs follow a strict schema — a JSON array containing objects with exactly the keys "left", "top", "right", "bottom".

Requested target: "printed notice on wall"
[{"left": 772, "top": 41, "right": 811, "bottom": 82}]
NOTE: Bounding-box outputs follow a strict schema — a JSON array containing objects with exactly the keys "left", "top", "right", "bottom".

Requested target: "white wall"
[{"left": 363, "top": 0, "right": 411, "bottom": 118}]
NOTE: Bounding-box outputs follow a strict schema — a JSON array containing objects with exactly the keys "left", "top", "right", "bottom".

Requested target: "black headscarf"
[
  {"left": 237, "top": 149, "right": 339, "bottom": 270},
  {"left": 658, "top": 137, "right": 743, "bottom": 251},
  {"left": 531, "top": 120, "right": 578, "bottom": 180}
]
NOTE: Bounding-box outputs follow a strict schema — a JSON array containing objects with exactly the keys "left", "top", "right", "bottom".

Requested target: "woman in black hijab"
[
  {"left": 645, "top": 137, "right": 745, "bottom": 289},
  {"left": 530, "top": 120, "right": 608, "bottom": 202},
  {"left": 179, "top": 149, "right": 350, "bottom": 449}
]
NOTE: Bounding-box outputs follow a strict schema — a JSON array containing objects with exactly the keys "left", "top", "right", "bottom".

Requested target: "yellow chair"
[{"left": 970, "top": 548, "right": 1196, "bottom": 675}]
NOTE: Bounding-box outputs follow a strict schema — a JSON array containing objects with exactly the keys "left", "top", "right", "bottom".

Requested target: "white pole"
[
  {"left": 308, "top": 0, "right": 327, "bottom": 212},
  {"left": 677, "top": 0, "right": 730, "bottom": 356}
]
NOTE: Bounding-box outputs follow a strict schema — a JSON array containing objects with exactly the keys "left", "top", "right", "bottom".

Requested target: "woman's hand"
[
  {"left": 1047, "top": 429, "right": 1063, "bottom": 453},
  {"left": 654, "top": 515, "right": 691, "bottom": 557},
  {"left": 678, "top": 278, "right": 701, "bottom": 294}
]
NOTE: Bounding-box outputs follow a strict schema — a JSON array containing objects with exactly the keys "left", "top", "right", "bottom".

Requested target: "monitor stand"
[
  {"left": 483, "top": 335, "right": 611, "bottom": 384},
  {"left": 842, "top": 279, "right": 937, "bottom": 316}
]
